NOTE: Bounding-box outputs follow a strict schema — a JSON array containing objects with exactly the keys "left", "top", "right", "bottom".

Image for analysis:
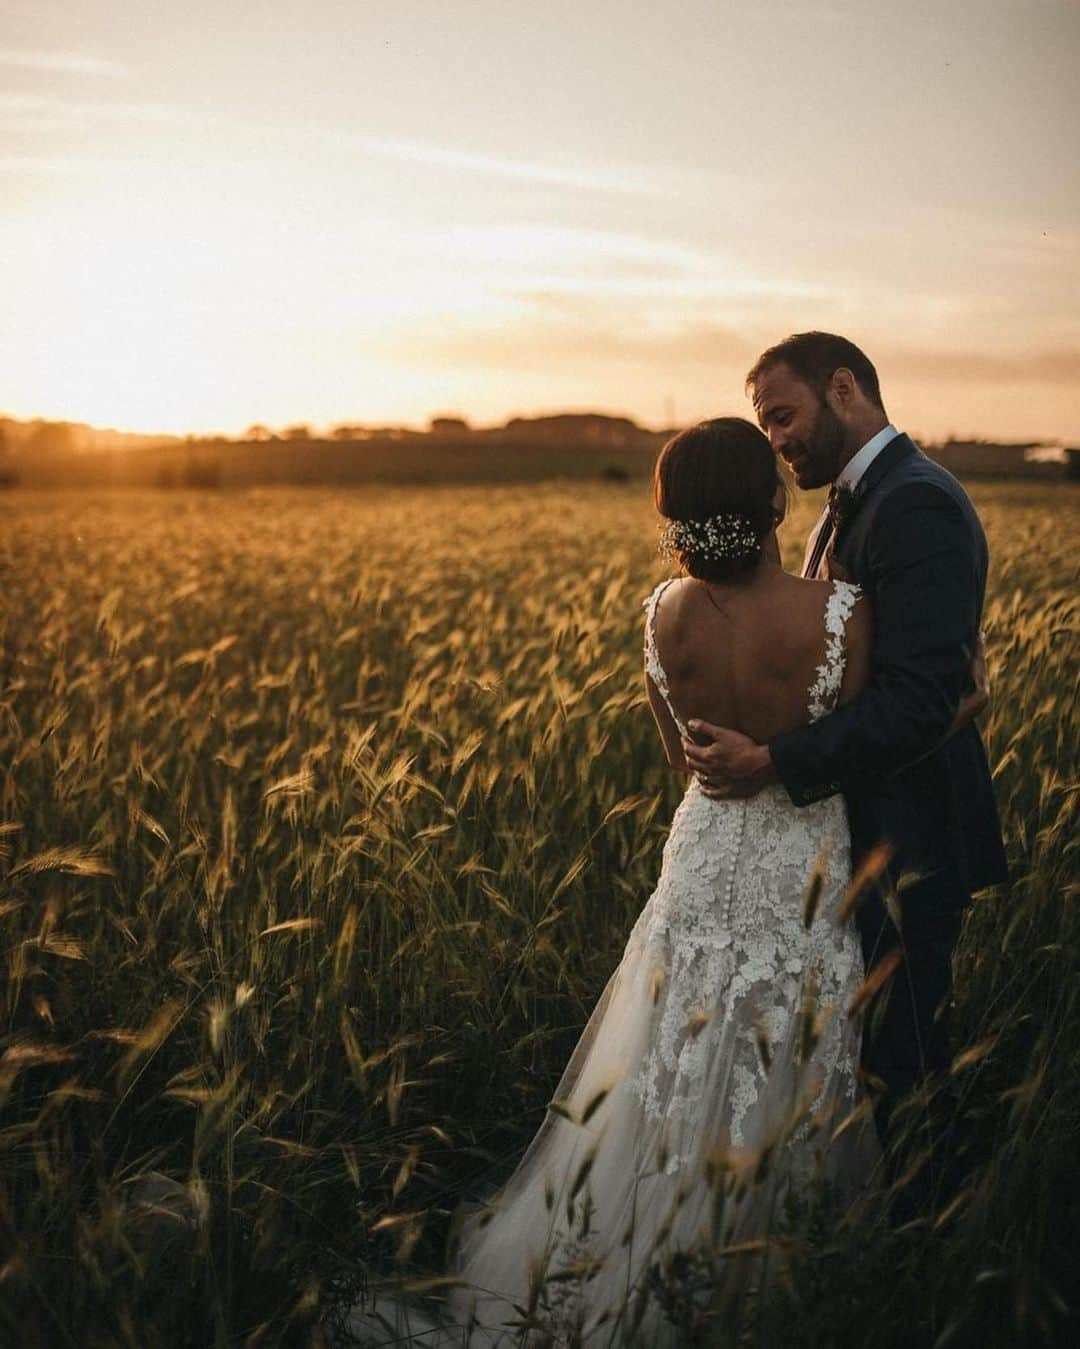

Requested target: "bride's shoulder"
[
  {"left": 642, "top": 576, "right": 686, "bottom": 613},
  {"left": 781, "top": 575, "right": 865, "bottom": 638},
  {"left": 788, "top": 574, "right": 862, "bottom": 607}
]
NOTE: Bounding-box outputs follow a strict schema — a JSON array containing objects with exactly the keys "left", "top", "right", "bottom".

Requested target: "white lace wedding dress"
[{"left": 350, "top": 579, "right": 876, "bottom": 1347}]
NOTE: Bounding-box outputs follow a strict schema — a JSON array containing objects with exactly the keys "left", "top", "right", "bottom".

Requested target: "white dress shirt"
[
  {"left": 801, "top": 424, "right": 901, "bottom": 578},
  {"left": 836, "top": 423, "right": 901, "bottom": 493}
]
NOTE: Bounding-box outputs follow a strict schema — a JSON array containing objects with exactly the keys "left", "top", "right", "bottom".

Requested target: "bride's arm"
[
  {"left": 838, "top": 592, "right": 873, "bottom": 706},
  {"left": 645, "top": 669, "right": 689, "bottom": 772}
]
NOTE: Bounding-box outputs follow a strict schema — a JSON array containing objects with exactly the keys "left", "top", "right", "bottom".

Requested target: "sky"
[{"left": 1, "top": 0, "right": 1078, "bottom": 442}]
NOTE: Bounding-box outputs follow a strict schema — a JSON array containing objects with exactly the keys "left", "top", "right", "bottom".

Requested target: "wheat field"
[{"left": 1, "top": 481, "right": 1077, "bottom": 1347}]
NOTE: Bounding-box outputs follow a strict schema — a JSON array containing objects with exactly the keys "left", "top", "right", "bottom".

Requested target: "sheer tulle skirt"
[{"left": 351, "top": 786, "right": 879, "bottom": 1346}]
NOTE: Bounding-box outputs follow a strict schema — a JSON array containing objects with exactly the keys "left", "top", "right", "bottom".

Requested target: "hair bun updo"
[{"left": 652, "top": 417, "right": 780, "bottom": 583}]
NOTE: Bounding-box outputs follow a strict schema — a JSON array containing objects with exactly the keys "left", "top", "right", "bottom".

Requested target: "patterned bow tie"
[{"left": 827, "top": 482, "right": 858, "bottom": 534}]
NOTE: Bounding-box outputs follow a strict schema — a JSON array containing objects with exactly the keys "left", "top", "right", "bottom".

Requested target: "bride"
[{"left": 350, "top": 418, "right": 879, "bottom": 1346}]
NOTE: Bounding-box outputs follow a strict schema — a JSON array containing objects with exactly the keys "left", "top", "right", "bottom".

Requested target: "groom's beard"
[{"left": 789, "top": 401, "right": 846, "bottom": 490}]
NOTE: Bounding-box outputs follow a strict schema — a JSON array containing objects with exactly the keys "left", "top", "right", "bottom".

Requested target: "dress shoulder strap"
[
  {"left": 807, "top": 580, "right": 862, "bottom": 721},
  {"left": 642, "top": 580, "right": 688, "bottom": 738}
]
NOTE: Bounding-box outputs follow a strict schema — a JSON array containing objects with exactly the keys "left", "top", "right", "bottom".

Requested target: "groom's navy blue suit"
[{"left": 769, "top": 433, "right": 1007, "bottom": 1156}]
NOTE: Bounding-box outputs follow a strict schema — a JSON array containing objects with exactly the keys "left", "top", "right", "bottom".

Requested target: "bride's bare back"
[{"left": 648, "top": 568, "right": 871, "bottom": 765}]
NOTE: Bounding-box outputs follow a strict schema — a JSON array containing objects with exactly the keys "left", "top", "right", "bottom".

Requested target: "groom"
[{"left": 683, "top": 332, "right": 1007, "bottom": 1200}]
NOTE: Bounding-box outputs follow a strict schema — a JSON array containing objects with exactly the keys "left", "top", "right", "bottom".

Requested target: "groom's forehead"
[{"left": 752, "top": 362, "right": 803, "bottom": 416}]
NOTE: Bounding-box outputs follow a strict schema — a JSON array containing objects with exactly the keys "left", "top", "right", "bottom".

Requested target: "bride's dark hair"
[{"left": 653, "top": 417, "right": 781, "bottom": 583}]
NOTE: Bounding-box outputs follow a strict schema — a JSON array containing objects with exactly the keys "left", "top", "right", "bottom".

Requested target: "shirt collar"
[{"left": 836, "top": 424, "right": 900, "bottom": 493}]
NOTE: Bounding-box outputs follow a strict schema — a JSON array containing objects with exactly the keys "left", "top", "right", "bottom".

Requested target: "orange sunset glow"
[{"left": 1, "top": 0, "right": 1078, "bottom": 441}]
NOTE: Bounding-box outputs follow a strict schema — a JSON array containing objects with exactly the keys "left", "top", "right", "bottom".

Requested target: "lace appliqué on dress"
[
  {"left": 643, "top": 579, "right": 686, "bottom": 738},
  {"left": 808, "top": 580, "right": 861, "bottom": 721},
  {"left": 629, "top": 578, "right": 865, "bottom": 1160}
]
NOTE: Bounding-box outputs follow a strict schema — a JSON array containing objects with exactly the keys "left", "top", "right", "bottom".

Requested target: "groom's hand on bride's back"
[
  {"left": 954, "top": 631, "right": 990, "bottom": 730},
  {"left": 681, "top": 722, "right": 777, "bottom": 800}
]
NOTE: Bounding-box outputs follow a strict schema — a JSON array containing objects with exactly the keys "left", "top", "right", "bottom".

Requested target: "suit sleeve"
[{"left": 769, "top": 482, "right": 980, "bottom": 805}]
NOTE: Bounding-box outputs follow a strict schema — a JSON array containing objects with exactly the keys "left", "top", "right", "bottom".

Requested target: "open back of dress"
[{"left": 352, "top": 580, "right": 877, "bottom": 1347}]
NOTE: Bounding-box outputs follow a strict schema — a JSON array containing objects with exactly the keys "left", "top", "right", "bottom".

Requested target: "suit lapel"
[
  {"left": 849, "top": 432, "right": 917, "bottom": 503},
  {"left": 800, "top": 433, "right": 917, "bottom": 580},
  {"left": 830, "top": 433, "right": 918, "bottom": 564}
]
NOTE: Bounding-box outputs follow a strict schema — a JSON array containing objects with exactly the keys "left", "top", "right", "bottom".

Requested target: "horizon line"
[{"left": 0, "top": 406, "right": 1066, "bottom": 450}]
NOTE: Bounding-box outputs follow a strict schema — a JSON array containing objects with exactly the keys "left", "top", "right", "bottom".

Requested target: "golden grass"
[{"left": 0, "top": 481, "right": 1077, "bottom": 1346}]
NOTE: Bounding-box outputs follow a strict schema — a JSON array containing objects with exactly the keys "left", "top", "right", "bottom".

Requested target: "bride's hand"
[
  {"left": 681, "top": 722, "right": 776, "bottom": 799},
  {"left": 950, "top": 630, "right": 989, "bottom": 734},
  {"left": 900, "top": 632, "right": 990, "bottom": 772}
]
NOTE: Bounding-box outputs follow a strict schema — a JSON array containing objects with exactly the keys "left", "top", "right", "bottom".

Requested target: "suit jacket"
[{"left": 769, "top": 433, "right": 1008, "bottom": 900}]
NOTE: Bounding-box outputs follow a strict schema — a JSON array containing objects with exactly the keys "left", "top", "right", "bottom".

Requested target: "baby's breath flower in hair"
[{"left": 658, "top": 512, "right": 760, "bottom": 564}]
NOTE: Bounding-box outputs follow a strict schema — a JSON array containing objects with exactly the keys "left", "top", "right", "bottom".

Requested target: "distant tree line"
[{"left": 0, "top": 412, "right": 1071, "bottom": 489}]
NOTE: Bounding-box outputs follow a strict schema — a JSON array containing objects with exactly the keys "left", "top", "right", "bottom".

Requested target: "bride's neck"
[
  {"left": 694, "top": 550, "right": 783, "bottom": 595},
  {"left": 746, "top": 553, "right": 784, "bottom": 585}
]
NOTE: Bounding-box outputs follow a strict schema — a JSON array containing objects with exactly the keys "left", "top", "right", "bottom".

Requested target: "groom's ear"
[{"left": 826, "top": 367, "right": 858, "bottom": 413}]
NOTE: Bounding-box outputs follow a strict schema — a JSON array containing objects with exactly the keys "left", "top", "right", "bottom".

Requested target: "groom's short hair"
[{"left": 746, "top": 332, "right": 885, "bottom": 411}]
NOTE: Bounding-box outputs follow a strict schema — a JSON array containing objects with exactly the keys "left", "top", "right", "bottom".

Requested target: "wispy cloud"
[
  {"left": 381, "top": 313, "right": 758, "bottom": 373},
  {"left": 0, "top": 89, "right": 703, "bottom": 202},
  {"left": 882, "top": 346, "right": 1080, "bottom": 387},
  {"left": 354, "top": 136, "right": 695, "bottom": 199},
  {"left": 0, "top": 49, "right": 128, "bottom": 78},
  {"left": 0, "top": 155, "right": 127, "bottom": 175},
  {"left": 761, "top": 0, "right": 870, "bottom": 23},
  {"left": 0, "top": 92, "right": 212, "bottom": 129},
  {"left": 386, "top": 222, "right": 830, "bottom": 304}
]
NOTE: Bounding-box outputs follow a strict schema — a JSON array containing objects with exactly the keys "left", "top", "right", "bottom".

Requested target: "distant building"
[
  {"left": 502, "top": 413, "right": 644, "bottom": 448},
  {"left": 430, "top": 416, "right": 470, "bottom": 434},
  {"left": 928, "top": 439, "right": 1062, "bottom": 479}
]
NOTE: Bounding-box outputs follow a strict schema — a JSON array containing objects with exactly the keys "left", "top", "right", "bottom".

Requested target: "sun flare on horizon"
[{"left": 1, "top": 0, "right": 1078, "bottom": 442}]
